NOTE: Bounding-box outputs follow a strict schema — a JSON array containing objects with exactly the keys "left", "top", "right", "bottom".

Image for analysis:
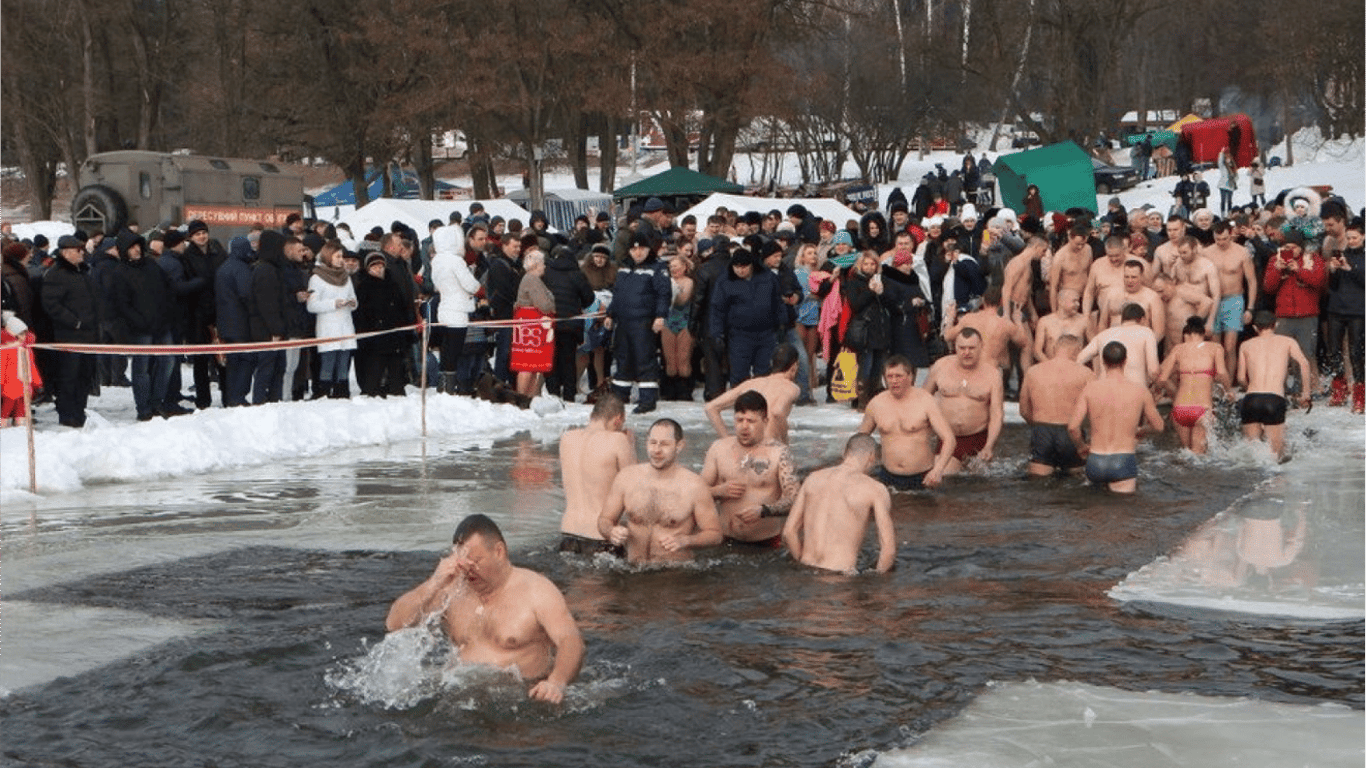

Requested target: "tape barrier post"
[
  {"left": 419, "top": 317, "right": 430, "bottom": 440},
  {"left": 20, "top": 344, "right": 36, "bottom": 494}
]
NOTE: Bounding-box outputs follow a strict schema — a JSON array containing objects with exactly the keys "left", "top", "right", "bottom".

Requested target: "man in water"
[
  {"left": 1237, "top": 310, "right": 1312, "bottom": 459},
  {"left": 1078, "top": 303, "right": 1160, "bottom": 386},
  {"left": 1018, "top": 334, "right": 1092, "bottom": 477},
  {"left": 1203, "top": 220, "right": 1258, "bottom": 374},
  {"left": 1033, "top": 287, "right": 1089, "bottom": 361},
  {"left": 704, "top": 344, "right": 801, "bottom": 443},
  {"left": 857, "top": 355, "right": 956, "bottom": 490},
  {"left": 557, "top": 394, "right": 635, "bottom": 555},
  {"left": 701, "top": 390, "right": 799, "bottom": 547},
  {"left": 923, "top": 327, "right": 1004, "bottom": 473},
  {"left": 598, "top": 418, "right": 723, "bottom": 563},
  {"left": 1068, "top": 342, "right": 1164, "bottom": 493},
  {"left": 1099, "top": 260, "right": 1165, "bottom": 343},
  {"left": 385, "top": 514, "right": 584, "bottom": 704},
  {"left": 782, "top": 434, "right": 896, "bottom": 573}
]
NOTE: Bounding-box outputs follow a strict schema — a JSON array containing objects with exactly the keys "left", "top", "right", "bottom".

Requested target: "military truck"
[{"left": 70, "top": 151, "right": 312, "bottom": 236}]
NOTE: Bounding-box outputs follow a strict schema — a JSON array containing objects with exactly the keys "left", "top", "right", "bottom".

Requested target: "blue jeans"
[
  {"left": 317, "top": 350, "right": 352, "bottom": 383},
  {"left": 130, "top": 331, "right": 174, "bottom": 418},
  {"left": 493, "top": 327, "right": 513, "bottom": 385},
  {"left": 784, "top": 327, "right": 812, "bottom": 400}
]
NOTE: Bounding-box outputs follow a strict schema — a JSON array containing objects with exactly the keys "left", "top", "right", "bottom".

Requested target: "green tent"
[
  {"left": 994, "top": 141, "right": 1096, "bottom": 216},
  {"left": 613, "top": 165, "right": 743, "bottom": 200},
  {"left": 1123, "top": 129, "right": 1178, "bottom": 150}
]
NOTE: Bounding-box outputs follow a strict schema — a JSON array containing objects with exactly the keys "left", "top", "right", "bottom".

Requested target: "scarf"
[{"left": 312, "top": 262, "right": 350, "bottom": 288}]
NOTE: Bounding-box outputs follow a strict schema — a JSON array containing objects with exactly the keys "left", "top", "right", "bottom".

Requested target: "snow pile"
[{"left": 0, "top": 392, "right": 581, "bottom": 500}]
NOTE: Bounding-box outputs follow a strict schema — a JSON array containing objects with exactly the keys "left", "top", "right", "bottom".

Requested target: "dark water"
[{"left": 3, "top": 424, "right": 1362, "bottom": 768}]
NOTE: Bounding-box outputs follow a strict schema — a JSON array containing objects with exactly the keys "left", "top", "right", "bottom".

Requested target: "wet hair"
[
  {"left": 982, "top": 286, "right": 1003, "bottom": 306},
  {"left": 1123, "top": 259, "right": 1145, "bottom": 273},
  {"left": 590, "top": 392, "right": 625, "bottom": 422},
  {"left": 1253, "top": 310, "right": 1277, "bottom": 330},
  {"left": 650, "top": 418, "right": 683, "bottom": 441},
  {"left": 771, "top": 343, "right": 799, "bottom": 373},
  {"left": 1212, "top": 220, "right": 1234, "bottom": 235},
  {"left": 1176, "top": 235, "right": 1198, "bottom": 251},
  {"left": 1121, "top": 302, "right": 1146, "bottom": 322},
  {"left": 1068, "top": 222, "right": 1091, "bottom": 239},
  {"left": 884, "top": 354, "right": 912, "bottom": 373},
  {"left": 845, "top": 433, "right": 878, "bottom": 459},
  {"left": 1055, "top": 334, "right": 1082, "bottom": 350},
  {"left": 453, "top": 513, "right": 505, "bottom": 547},
  {"left": 957, "top": 326, "right": 982, "bottom": 342},
  {"left": 734, "top": 389, "right": 769, "bottom": 418},
  {"left": 1105, "top": 236, "right": 1127, "bottom": 251},
  {"left": 1183, "top": 316, "right": 1207, "bottom": 336},
  {"left": 1102, "top": 341, "right": 1127, "bottom": 367}
]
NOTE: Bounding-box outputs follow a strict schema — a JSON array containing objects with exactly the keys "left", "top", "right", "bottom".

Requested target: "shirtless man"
[
  {"left": 1033, "top": 287, "right": 1089, "bottom": 361},
  {"left": 700, "top": 390, "right": 799, "bottom": 547},
  {"left": 1018, "top": 334, "right": 1092, "bottom": 477},
  {"left": 1202, "top": 220, "right": 1258, "bottom": 374},
  {"left": 1154, "top": 215, "right": 1189, "bottom": 277},
  {"left": 1152, "top": 273, "right": 1211, "bottom": 352},
  {"left": 557, "top": 394, "right": 635, "bottom": 555},
  {"left": 598, "top": 419, "right": 723, "bottom": 563},
  {"left": 1081, "top": 236, "right": 1128, "bottom": 330},
  {"left": 857, "top": 355, "right": 956, "bottom": 491},
  {"left": 944, "top": 286, "right": 1031, "bottom": 372},
  {"left": 1169, "top": 236, "right": 1220, "bottom": 330},
  {"left": 386, "top": 514, "right": 584, "bottom": 704},
  {"left": 782, "top": 434, "right": 896, "bottom": 574},
  {"left": 1237, "top": 311, "right": 1312, "bottom": 458},
  {"left": 704, "top": 344, "right": 801, "bottom": 443},
  {"left": 1099, "top": 260, "right": 1165, "bottom": 342},
  {"left": 923, "top": 328, "right": 1004, "bottom": 473},
  {"left": 1049, "top": 222, "right": 1094, "bottom": 313},
  {"left": 1002, "top": 236, "right": 1045, "bottom": 321},
  {"left": 1067, "top": 342, "right": 1164, "bottom": 493},
  {"left": 1078, "top": 303, "right": 1160, "bottom": 386}
]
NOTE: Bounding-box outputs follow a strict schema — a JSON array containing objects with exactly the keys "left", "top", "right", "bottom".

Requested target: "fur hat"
[{"left": 186, "top": 220, "right": 210, "bottom": 237}]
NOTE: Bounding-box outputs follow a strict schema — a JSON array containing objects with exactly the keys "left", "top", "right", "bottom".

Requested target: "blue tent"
[{"left": 312, "top": 168, "right": 457, "bottom": 207}]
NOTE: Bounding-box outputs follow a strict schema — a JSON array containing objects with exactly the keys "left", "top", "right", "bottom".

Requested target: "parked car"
[{"left": 1091, "top": 158, "right": 1139, "bottom": 195}]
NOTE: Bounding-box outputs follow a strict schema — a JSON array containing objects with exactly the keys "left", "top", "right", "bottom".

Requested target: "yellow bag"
[{"left": 831, "top": 350, "right": 858, "bottom": 401}]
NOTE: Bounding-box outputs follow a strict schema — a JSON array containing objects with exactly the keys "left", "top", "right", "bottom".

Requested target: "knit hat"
[
  {"left": 960, "top": 203, "right": 979, "bottom": 221},
  {"left": 162, "top": 230, "right": 186, "bottom": 249},
  {"left": 57, "top": 235, "right": 84, "bottom": 250},
  {"left": 186, "top": 220, "right": 210, "bottom": 237},
  {"left": 643, "top": 197, "right": 666, "bottom": 213},
  {"left": 365, "top": 252, "right": 387, "bottom": 269},
  {"left": 833, "top": 230, "right": 854, "bottom": 247}
]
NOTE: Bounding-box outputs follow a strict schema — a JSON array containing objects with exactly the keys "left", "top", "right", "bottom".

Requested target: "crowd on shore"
[{"left": 1, "top": 153, "right": 1362, "bottom": 450}]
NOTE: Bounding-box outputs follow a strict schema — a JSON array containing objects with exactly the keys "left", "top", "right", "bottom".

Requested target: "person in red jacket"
[{"left": 1262, "top": 230, "right": 1326, "bottom": 398}]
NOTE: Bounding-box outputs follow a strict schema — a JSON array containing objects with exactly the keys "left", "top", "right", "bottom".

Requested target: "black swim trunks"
[
  {"left": 1240, "top": 393, "right": 1287, "bottom": 426},
  {"left": 876, "top": 465, "right": 927, "bottom": 491},
  {"left": 558, "top": 533, "right": 624, "bottom": 558},
  {"left": 723, "top": 534, "right": 784, "bottom": 550},
  {"left": 1028, "top": 423, "right": 1084, "bottom": 471}
]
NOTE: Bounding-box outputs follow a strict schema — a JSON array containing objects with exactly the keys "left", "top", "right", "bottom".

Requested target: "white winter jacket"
[
  {"left": 430, "top": 225, "right": 482, "bottom": 328},
  {"left": 306, "top": 273, "right": 358, "bottom": 352}
]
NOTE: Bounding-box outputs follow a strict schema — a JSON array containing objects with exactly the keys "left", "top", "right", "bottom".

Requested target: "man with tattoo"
[{"left": 700, "top": 390, "right": 800, "bottom": 548}]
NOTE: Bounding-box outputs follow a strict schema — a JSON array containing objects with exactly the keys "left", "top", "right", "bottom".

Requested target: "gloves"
[{"left": 2, "top": 310, "right": 28, "bottom": 337}]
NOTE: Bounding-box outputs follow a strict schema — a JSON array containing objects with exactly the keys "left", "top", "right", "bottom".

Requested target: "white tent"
[
  {"left": 678, "top": 193, "right": 862, "bottom": 230},
  {"left": 330, "top": 198, "right": 534, "bottom": 239}
]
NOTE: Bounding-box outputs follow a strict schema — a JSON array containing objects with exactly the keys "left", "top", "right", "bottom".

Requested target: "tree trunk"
[
  {"left": 598, "top": 114, "right": 619, "bottom": 194},
  {"left": 413, "top": 131, "right": 435, "bottom": 200},
  {"left": 348, "top": 154, "right": 370, "bottom": 210},
  {"left": 81, "top": 12, "right": 97, "bottom": 157},
  {"left": 526, "top": 142, "right": 546, "bottom": 212},
  {"left": 569, "top": 111, "right": 590, "bottom": 190}
]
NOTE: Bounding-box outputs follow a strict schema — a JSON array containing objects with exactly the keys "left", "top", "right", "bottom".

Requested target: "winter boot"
[
  {"left": 311, "top": 382, "right": 332, "bottom": 400},
  {"left": 437, "top": 372, "right": 458, "bottom": 395},
  {"left": 1353, "top": 382, "right": 1364, "bottom": 415},
  {"left": 329, "top": 381, "right": 349, "bottom": 399},
  {"left": 676, "top": 375, "right": 695, "bottom": 402},
  {"left": 633, "top": 382, "right": 659, "bottom": 414},
  {"left": 1329, "top": 375, "right": 1349, "bottom": 406}
]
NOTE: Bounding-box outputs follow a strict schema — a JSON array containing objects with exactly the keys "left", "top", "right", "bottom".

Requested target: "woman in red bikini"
[{"left": 1155, "top": 316, "right": 1233, "bottom": 454}]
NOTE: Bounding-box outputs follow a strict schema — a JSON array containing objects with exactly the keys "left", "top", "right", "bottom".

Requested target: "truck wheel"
[{"left": 71, "top": 185, "right": 128, "bottom": 234}]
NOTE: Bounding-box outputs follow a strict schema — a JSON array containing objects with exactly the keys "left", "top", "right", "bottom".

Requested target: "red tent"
[{"left": 1180, "top": 114, "right": 1256, "bottom": 168}]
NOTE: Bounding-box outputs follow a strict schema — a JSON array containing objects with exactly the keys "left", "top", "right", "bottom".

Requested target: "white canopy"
[
  {"left": 678, "top": 193, "right": 862, "bottom": 229},
  {"left": 329, "top": 198, "right": 534, "bottom": 239}
]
